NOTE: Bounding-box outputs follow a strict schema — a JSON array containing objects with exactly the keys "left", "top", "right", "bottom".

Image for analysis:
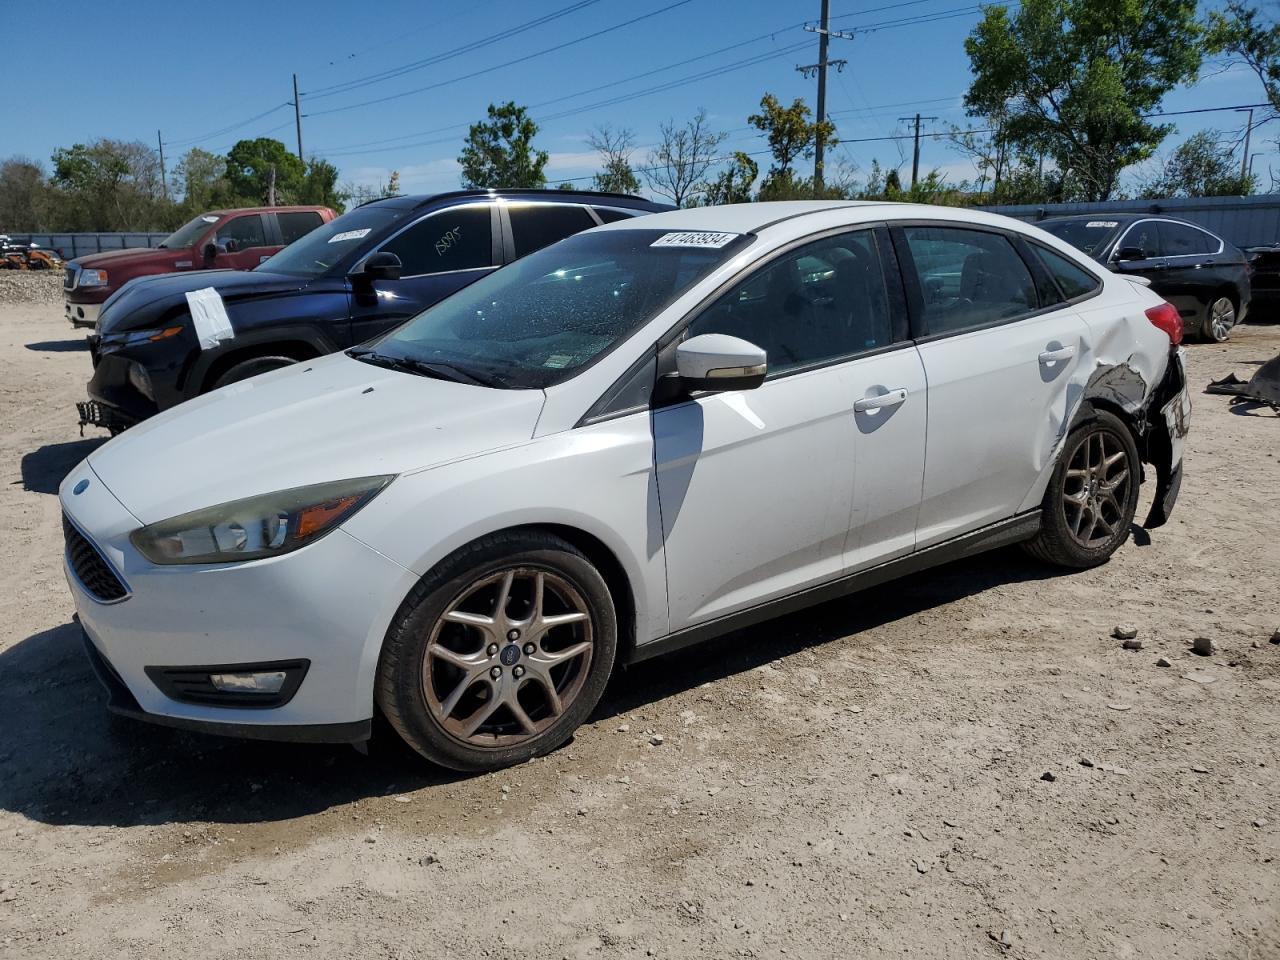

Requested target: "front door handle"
[
  {"left": 1038, "top": 345, "right": 1076, "bottom": 364},
  {"left": 853, "top": 388, "right": 908, "bottom": 412}
]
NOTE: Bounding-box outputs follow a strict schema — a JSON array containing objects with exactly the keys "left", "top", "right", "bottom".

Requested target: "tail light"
[{"left": 1145, "top": 301, "right": 1183, "bottom": 345}]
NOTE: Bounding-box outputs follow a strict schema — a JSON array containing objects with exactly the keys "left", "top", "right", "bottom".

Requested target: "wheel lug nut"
[
  {"left": 523, "top": 642, "right": 535, "bottom": 655},
  {"left": 490, "top": 666, "right": 502, "bottom": 679},
  {"left": 513, "top": 665, "right": 525, "bottom": 678},
  {"left": 507, "top": 629, "right": 520, "bottom": 641},
  {"left": 486, "top": 643, "right": 498, "bottom": 656}
]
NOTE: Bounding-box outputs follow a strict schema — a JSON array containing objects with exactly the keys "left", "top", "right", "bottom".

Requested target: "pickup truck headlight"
[
  {"left": 130, "top": 476, "right": 394, "bottom": 565},
  {"left": 78, "top": 269, "right": 109, "bottom": 287}
]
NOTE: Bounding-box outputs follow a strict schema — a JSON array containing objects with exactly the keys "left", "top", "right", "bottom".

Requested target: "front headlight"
[
  {"left": 99, "top": 325, "right": 184, "bottom": 354},
  {"left": 78, "top": 268, "right": 109, "bottom": 286},
  {"left": 130, "top": 476, "right": 394, "bottom": 565}
]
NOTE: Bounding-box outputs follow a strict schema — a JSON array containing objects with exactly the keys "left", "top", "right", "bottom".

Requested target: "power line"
[{"left": 163, "top": 103, "right": 291, "bottom": 148}]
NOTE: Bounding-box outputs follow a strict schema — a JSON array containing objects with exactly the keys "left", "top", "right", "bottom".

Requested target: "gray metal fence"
[
  {"left": 2, "top": 232, "right": 168, "bottom": 260},
  {"left": 980, "top": 195, "right": 1280, "bottom": 248}
]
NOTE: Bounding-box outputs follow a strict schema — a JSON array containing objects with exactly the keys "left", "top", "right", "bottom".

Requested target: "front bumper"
[
  {"left": 61, "top": 462, "right": 417, "bottom": 742},
  {"left": 66, "top": 299, "right": 100, "bottom": 329}
]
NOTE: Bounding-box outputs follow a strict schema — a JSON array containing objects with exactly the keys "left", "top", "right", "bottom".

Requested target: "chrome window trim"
[{"left": 1110, "top": 217, "right": 1224, "bottom": 261}]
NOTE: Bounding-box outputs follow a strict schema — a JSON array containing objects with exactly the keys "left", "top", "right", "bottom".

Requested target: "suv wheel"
[
  {"left": 211, "top": 355, "right": 298, "bottom": 389},
  {"left": 1023, "top": 409, "right": 1139, "bottom": 569},
  {"left": 1202, "top": 296, "right": 1237, "bottom": 343},
  {"left": 376, "top": 531, "right": 617, "bottom": 772}
]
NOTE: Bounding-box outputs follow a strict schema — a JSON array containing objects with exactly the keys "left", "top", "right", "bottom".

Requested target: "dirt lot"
[{"left": 0, "top": 299, "right": 1277, "bottom": 960}]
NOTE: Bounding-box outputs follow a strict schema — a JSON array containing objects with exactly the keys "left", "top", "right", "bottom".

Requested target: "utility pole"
[
  {"left": 157, "top": 130, "right": 168, "bottom": 200},
  {"left": 897, "top": 113, "right": 938, "bottom": 190},
  {"left": 291, "top": 74, "right": 305, "bottom": 161},
  {"left": 1236, "top": 107, "right": 1254, "bottom": 181},
  {"left": 797, "top": 1, "right": 851, "bottom": 197}
]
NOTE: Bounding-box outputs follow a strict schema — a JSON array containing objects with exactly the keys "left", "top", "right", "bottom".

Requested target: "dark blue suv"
[{"left": 78, "top": 189, "right": 670, "bottom": 431}]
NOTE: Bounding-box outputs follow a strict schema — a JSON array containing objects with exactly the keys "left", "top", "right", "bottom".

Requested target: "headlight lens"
[
  {"left": 130, "top": 475, "right": 394, "bottom": 565},
  {"left": 99, "top": 325, "right": 185, "bottom": 355},
  {"left": 78, "top": 269, "right": 109, "bottom": 286}
]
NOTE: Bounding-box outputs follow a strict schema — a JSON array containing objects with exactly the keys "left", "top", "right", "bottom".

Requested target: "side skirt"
[{"left": 627, "top": 510, "right": 1042, "bottom": 665}]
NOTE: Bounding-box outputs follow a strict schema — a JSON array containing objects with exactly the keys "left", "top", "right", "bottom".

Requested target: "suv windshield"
[
  {"left": 158, "top": 213, "right": 222, "bottom": 249},
  {"left": 1040, "top": 219, "right": 1121, "bottom": 257},
  {"left": 368, "top": 228, "right": 749, "bottom": 389},
  {"left": 257, "top": 206, "right": 404, "bottom": 277}
]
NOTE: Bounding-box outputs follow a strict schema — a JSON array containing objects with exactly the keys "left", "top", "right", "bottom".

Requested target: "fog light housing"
[
  {"left": 145, "top": 659, "right": 308, "bottom": 708},
  {"left": 127, "top": 361, "right": 155, "bottom": 401},
  {"left": 210, "top": 671, "right": 287, "bottom": 694}
]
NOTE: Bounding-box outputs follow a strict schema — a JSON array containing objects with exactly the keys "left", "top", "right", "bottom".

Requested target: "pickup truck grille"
[{"left": 63, "top": 265, "right": 78, "bottom": 290}]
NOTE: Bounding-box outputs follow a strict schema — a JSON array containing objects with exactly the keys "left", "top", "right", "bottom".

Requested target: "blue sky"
[{"left": 1, "top": 0, "right": 1270, "bottom": 197}]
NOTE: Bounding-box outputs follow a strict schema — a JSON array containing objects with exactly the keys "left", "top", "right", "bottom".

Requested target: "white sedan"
[{"left": 60, "top": 201, "right": 1191, "bottom": 771}]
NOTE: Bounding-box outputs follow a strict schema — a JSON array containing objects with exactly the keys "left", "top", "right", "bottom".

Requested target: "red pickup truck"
[{"left": 64, "top": 205, "right": 337, "bottom": 328}]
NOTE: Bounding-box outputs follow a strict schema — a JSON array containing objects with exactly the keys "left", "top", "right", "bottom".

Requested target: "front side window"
[
  {"left": 1117, "top": 222, "right": 1160, "bottom": 258},
  {"left": 381, "top": 204, "right": 493, "bottom": 276},
  {"left": 901, "top": 226, "right": 1037, "bottom": 334},
  {"left": 509, "top": 204, "right": 597, "bottom": 258},
  {"left": 216, "top": 214, "right": 268, "bottom": 251},
  {"left": 1034, "top": 244, "right": 1101, "bottom": 300},
  {"left": 373, "top": 229, "right": 749, "bottom": 389},
  {"left": 685, "top": 230, "right": 893, "bottom": 376}
]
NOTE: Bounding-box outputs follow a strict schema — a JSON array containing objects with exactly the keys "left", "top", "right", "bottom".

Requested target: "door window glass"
[
  {"left": 216, "top": 214, "right": 268, "bottom": 251},
  {"left": 901, "top": 226, "right": 1038, "bottom": 334},
  {"left": 509, "top": 204, "right": 597, "bottom": 258},
  {"left": 1158, "top": 221, "right": 1216, "bottom": 256},
  {"left": 277, "top": 211, "right": 324, "bottom": 245},
  {"left": 381, "top": 205, "right": 493, "bottom": 276},
  {"left": 1118, "top": 222, "right": 1160, "bottom": 258},
  {"left": 1034, "top": 244, "right": 1102, "bottom": 300},
  {"left": 686, "top": 230, "right": 893, "bottom": 376}
]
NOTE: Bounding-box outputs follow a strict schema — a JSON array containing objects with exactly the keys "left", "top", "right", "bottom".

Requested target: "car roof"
[
  {"left": 359, "top": 189, "right": 672, "bottom": 212},
  {"left": 205, "top": 205, "right": 333, "bottom": 216}
]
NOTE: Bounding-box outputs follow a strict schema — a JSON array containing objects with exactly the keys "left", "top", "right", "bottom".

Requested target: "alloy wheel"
[
  {"left": 1061, "top": 428, "right": 1132, "bottom": 549},
  {"left": 1208, "top": 297, "right": 1236, "bottom": 342},
  {"left": 422, "top": 567, "right": 593, "bottom": 748}
]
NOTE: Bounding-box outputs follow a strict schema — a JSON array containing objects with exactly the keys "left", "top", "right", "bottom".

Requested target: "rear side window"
[
  {"left": 592, "top": 207, "right": 638, "bottom": 224},
  {"left": 900, "top": 226, "right": 1037, "bottom": 334},
  {"left": 381, "top": 205, "right": 493, "bottom": 276},
  {"left": 277, "top": 211, "right": 324, "bottom": 245},
  {"left": 216, "top": 214, "right": 268, "bottom": 251},
  {"left": 1159, "top": 221, "right": 1217, "bottom": 257},
  {"left": 509, "top": 204, "right": 597, "bottom": 258},
  {"left": 1034, "top": 244, "right": 1101, "bottom": 300}
]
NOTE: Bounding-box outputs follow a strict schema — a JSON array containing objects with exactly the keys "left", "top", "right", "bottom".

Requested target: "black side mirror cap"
[
  {"left": 1116, "top": 245, "right": 1147, "bottom": 262},
  {"left": 358, "top": 251, "right": 403, "bottom": 282},
  {"left": 202, "top": 242, "right": 217, "bottom": 263}
]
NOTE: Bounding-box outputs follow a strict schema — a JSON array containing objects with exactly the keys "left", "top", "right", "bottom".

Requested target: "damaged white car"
[{"left": 60, "top": 201, "right": 1191, "bottom": 771}]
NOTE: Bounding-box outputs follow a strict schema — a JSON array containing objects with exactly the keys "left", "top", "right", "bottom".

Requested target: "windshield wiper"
[{"left": 347, "top": 348, "right": 503, "bottom": 388}]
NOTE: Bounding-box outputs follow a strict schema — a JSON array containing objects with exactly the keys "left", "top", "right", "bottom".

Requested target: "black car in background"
[
  {"left": 77, "top": 189, "right": 671, "bottom": 432},
  {"left": 1039, "top": 214, "right": 1251, "bottom": 342}
]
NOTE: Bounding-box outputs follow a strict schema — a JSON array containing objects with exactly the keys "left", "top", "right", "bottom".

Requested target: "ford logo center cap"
[{"left": 73, "top": 478, "right": 90, "bottom": 495}]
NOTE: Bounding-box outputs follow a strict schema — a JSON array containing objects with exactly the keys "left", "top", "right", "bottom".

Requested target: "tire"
[
  {"left": 376, "top": 531, "right": 618, "bottom": 772},
  {"left": 1201, "top": 295, "right": 1237, "bottom": 343},
  {"left": 1022, "top": 408, "right": 1140, "bottom": 569},
  {"left": 211, "top": 355, "right": 298, "bottom": 389}
]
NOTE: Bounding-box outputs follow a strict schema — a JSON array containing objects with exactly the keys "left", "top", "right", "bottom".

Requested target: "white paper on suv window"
[
  {"left": 651, "top": 231, "right": 739, "bottom": 248},
  {"left": 328, "top": 228, "right": 372, "bottom": 243},
  {"left": 185, "top": 287, "right": 234, "bottom": 350},
  {"left": 1086, "top": 221, "right": 1118, "bottom": 228}
]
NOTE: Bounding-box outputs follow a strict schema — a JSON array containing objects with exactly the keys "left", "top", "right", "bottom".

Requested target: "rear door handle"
[
  {"left": 853, "top": 388, "right": 908, "bottom": 412},
  {"left": 1038, "top": 345, "right": 1076, "bottom": 364}
]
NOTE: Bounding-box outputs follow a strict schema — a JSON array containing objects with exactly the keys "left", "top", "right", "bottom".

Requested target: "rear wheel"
[
  {"left": 376, "top": 532, "right": 617, "bottom": 772},
  {"left": 211, "top": 355, "right": 297, "bottom": 389},
  {"left": 1023, "top": 409, "right": 1139, "bottom": 569},
  {"left": 1202, "top": 295, "right": 1237, "bottom": 342}
]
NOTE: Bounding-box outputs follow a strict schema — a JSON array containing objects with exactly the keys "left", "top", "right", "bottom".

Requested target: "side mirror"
[
  {"left": 357, "top": 251, "right": 403, "bottom": 282},
  {"left": 676, "top": 333, "right": 767, "bottom": 392},
  {"left": 1115, "top": 245, "right": 1147, "bottom": 262},
  {"left": 202, "top": 242, "right": 217, "bottom": 263}
]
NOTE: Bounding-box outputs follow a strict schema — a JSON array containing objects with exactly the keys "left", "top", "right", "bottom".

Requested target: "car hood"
[
  {"left": 86, "top": 351, "right": 547, "bottom": 524},
  {"left": 73, "top": 247, "right": 178, "bottom": 269},
  {"left": 98, "top": 269, "right": 313, "bottom": 333}
]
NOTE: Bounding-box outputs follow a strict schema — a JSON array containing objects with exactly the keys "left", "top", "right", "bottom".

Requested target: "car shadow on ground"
[
  {"left": 18, "top": 438, "right": 106, "bottom": 494},
  {"left": 0, "top": 548, "right": 1062, "bottom": 830},
  {"left": 25, "top": 339, "right": 89, "bottom": 353}
]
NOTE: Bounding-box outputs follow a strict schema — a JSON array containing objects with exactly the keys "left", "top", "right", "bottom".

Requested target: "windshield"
[
  {"left": 369, "top": 228, "right": 750, "bottom": 389},
  {"left": 158, "top": 213, "right": 222, "bottom": 249},
  {"left": 1040, "top": 219, "right": 1121, "bottom": 257},
  {"left": 257, "top": 206, "right": 404, "bottom": 277}
]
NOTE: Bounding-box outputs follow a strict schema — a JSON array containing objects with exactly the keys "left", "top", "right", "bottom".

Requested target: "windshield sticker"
[
  {"left": 651, "top": 231, "right": 739, "bottom": 249},
  {"left": 1085, "top": 221, "right": 1118, "bottom": 228},
  {"left": 185, "top": 287, "right": 234, "bottom": 351},
  {"left": 328, "top": 228, "right": 373, "bottom": 244},
  {"left": 201, "top": 215, "right": 220, "bottom": 223},
  {"left": 543, "top": 354, "right": 573, "bottom": 369}
]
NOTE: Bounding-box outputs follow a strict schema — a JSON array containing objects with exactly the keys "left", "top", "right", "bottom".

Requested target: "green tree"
[
  {"left": 702, "top": 152, "right": 759, "bottom": 204},
  {"left": 748, "top": 94, "right": 836, "bottom": 198},
  {"left": 1142, "top": 131, "right": 1255, "bottom": 197},
  {"left": 964, "top": 0, "right": 1201, "bottom": 200},
  {"left": 1206, "top": 2, "right": 1280, "bottom": 114},
  {"left": 298, "top": 158, "right": 347, "bottom": 212},
  {"left": 50, "top": 139, "right": 172, "bottom": 230},
  {"left": 0, "top": 157, "right": 51, "bottom": 231},
  {"left": 174, "top": 147, "right": 229, "bottom": 212},
  {"left": 458, "top": 102, "right": 548, "bottom": 188},
  {"left": 587, "top": 125, "right": 640, "bottom": 194},
  {"left": 641, "top": 109, "right": 726, "bottom": 207},
  {"left": 224, "top": 138, "right": 306, "bottom": 205}
]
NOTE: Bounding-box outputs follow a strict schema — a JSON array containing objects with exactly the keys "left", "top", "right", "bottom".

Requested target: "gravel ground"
[
  {"left": 1, "top": 301, "right": 1278, "bottom": 960},
  {"left": 0, "top": 272, "right": 63, "bottom": 305}
]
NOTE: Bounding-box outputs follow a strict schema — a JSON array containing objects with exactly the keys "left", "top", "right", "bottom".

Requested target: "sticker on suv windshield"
[
  {"left": 651, "top": 231, "right": 739, "bottom": 248},
  {"left": 1085, "top": 221, "right": 1118, "bottom": 228},
  {"left": 328, "top": 228, "right": 372, "bottom": 243}
]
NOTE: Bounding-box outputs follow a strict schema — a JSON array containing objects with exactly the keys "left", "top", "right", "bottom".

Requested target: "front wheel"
[
  {"left": 376, "top": 532, "right": 617, "bottom": 772},
  {"left": 211, "top": 355, "right": 298, "bottom": 389},
  {"left": 1022, "top": 409, "right": 1140, "bottom": 569},
  {"left": 1202, "top": 295, "right": 1237, "bottom": 342}
]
